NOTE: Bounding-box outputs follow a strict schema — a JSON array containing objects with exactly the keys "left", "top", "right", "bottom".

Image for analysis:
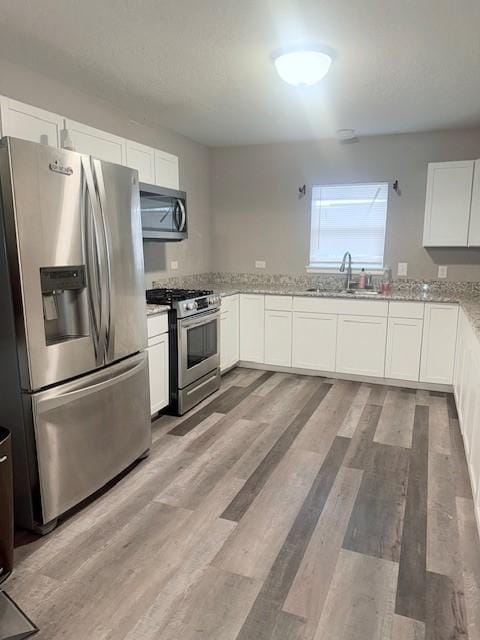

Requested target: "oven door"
[{"left": 178, "top": 309, "right": 220, "bottom": 388}]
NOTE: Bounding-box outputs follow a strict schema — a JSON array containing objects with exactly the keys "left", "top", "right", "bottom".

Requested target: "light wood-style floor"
[{"left": 8, "top": 368, "right": 480, "bottom": 639}]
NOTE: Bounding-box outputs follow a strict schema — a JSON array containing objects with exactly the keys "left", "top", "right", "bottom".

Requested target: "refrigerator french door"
[{"left": 0, "top": 138, "right": 150, "bottom": 532}]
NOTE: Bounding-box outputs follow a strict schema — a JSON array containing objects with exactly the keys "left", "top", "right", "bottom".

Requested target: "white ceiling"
[{"left": 0, "top": 0, "right": 479, "bottom": 146}]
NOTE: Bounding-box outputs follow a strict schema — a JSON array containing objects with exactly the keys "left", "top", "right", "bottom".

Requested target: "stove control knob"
[{"left": 186, "top": 301, "right": 195, "bottom": 310}]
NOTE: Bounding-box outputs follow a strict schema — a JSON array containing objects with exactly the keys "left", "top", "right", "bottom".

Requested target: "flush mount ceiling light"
[{"left": 273, "top": 47, "right": 333, "bottom": 86}]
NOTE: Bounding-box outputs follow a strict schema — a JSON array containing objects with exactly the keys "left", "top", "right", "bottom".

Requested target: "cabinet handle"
[{"left": 0, "top": 455, "right": 7, "bottom": 463}]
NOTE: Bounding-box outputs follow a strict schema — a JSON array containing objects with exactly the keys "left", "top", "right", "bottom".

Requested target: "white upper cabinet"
[
  {"left": 155, "top": 149, "right": 179, "bottom": 189},
  {"left": 420, "top": 303, "right": 459, "bottom": 384},
  {"left": 65, "top": 120, "right": 126, "bottom": 165},
  {"left": 0, "top": 97, "right": 62, "bottom": 147},
  {"left": 125, "top": 140, "right": 156, "bottom": 183},
  {"left": 423, "top": 160, "right": 475, "bottom": 247},
  {"left": 467, "top": 160, "right": 480, "bottom": 246}
]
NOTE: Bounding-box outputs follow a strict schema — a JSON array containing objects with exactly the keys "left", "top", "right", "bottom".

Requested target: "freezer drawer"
[{"left": 32, "top": 352, "right": 151, "bottom": 524}]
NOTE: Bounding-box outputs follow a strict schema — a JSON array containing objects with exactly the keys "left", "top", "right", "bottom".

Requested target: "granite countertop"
[
  {"left": 193, "top": 282, "right": 465, "bottom": 303},
  {"left": 146, "top": 304, "right": 170, "bottom": 317},
  {"left": 192, "top": 281, "right": 480, "bottom": 338}
]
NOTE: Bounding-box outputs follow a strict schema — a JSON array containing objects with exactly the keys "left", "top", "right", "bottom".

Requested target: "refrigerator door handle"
[
  {"left": 81, "top": 158, "right": 103, "bottom": 365},
  {"left": 35, "top": 356, "right": 146, "bottom": 413},
  {"left": 92, "top": 159, "right": 115, "bottom": 362}
]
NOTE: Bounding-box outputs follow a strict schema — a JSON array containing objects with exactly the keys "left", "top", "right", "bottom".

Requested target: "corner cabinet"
[
  {"left": 422, "top": 160, "right": 478, "bottom": 247},
  {"left": 220, "top": 295, "right": 240, "bottom": 372},
  {"left": 420, "top": 303, "right": 459, "bottom": 384},
  {"left": 0, "top": 97, "right": 63, "bottom": 147}
]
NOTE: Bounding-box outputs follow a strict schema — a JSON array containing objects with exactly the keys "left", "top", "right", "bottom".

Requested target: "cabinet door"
[
  {"left": 126, "top": 140, "right": 155, "bottom": 183},
  {"left": 385, "top": 317, "right": 423, "bottom": 381},
  {"left": 468, "top": 160, "right": 480, "bottom": 246},
  {"left": 423, "top": 161, "right": 474, "bottom": 247},
  {"left": 420, "top": 304, "right": 459, "bottom": 385},
  {"left": 155, "top": 149, "right": 179, "bottom": 189},
  {"left": 66, "top": 119, "right": 126, "bottom": 165},
  {"left": 336, "top": 315, "right": 387, "bottom": 378},
  {"left": 220, "top": 296, "right": 239, "bottom": 372},
  {"left": 292, "top": 312, "right": 337, "bottom": 371},
  {"left": 240, "top": 295, "right": 265, "bottom": 363},
  {"left": 0, "top": 97, "right": 62, "bottom": 147},
  {"left": 265, "top": 310, "right": 292, "bottom": 367},
  {"left": 147, "top": 334, "right": 169, "bottom": 415}
]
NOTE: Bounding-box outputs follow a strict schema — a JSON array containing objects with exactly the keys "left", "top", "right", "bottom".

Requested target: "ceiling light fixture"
[{"left": 273, "top": 46, "right": 333, "bottom": 86}]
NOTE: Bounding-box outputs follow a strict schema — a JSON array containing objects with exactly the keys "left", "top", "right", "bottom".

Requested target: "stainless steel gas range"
[{"left": 146, "top": 288, "right": 221, "bottom": 414}]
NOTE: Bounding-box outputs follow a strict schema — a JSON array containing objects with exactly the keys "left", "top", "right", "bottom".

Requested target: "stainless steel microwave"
[{"left": 140, "top": 183, "right": 187, "bottom": 241}]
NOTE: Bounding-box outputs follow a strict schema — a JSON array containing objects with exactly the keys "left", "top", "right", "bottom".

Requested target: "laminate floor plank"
[
  {"left": 337, "top": 384, "right": 373, "bottom": 437},
  {"left": 292, "top": 380, "right": 360, "bottom": 455},
  {"left": 395, "top": 404, "right": 429, "bottom": 622},
  {"left": 212, "top": 447, "right": 324, "bottom": 580},
  {"left": 221, "top": 382, "right": 332, "bottom": 522},
  {"left": 312, "top": 549, "right": 399, "bottom": 640},
  {"left": 283, "top": 466, "right": 363, "bottom": 636},
  {"left": 9, "top": 369, "right": 478, "bottom": 640},
  {"left": 374, "top": 388, "right": 416, "bottom": 449}
]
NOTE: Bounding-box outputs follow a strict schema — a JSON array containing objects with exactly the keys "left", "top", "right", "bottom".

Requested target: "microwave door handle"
[
  {"left": 82, "top": 157, "right": 105, "bottom": 365},
  {"left": 92, "top": 159, "right": 114, "bottom": 361},
  {"left": 173, "top": 201, "right": 181, "bottom": 231},
  {"left": 177, "top": 199, "right": 186, "bottom": 232}
]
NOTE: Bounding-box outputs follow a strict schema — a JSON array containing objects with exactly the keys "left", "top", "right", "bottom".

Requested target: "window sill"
[{"left": 306, "top": 266, "right": 385, "bottom": 275}]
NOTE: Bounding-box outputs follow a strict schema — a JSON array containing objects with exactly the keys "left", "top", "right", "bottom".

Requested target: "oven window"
[{"left": 187, "top": 319, "right": 217, "bottom": 368}]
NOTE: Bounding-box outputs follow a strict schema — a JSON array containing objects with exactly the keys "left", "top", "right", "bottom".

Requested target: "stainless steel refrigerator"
[{"left": 0, "top": 137, "right": 151, "bottom": 533}]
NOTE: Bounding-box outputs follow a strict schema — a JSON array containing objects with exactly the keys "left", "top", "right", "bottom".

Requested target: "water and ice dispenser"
[{"left": 40, "top": 266, "right": 89, "bottom": 345}]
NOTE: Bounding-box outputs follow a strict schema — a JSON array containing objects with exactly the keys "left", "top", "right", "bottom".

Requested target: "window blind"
[{"left": 309, "top": 182, "right": 388, "bottom": 269}]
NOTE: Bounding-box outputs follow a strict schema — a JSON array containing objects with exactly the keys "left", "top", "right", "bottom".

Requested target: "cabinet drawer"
[
  {"left": 147, "top": 313, "right": 169, "bottom": 339},
  {"left": 265, "top": 295, "right": 292, "bottom": 311},
  {"left": 335, "top": 299, "right": 389, "bottom": 317},
  {"left": 388, "top": 301, "right": 425, "bottom": 319},
  {"left": 293, "top": 297, "right": 340, "bottom": 314}
]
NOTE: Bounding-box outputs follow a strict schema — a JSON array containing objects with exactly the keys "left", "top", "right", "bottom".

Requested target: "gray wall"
[
  {"left": 0, "top": 59, "right": 212, "bottom": 287},
  {"left": 210, "top": 129, "right": 480, "bottom": 281}
]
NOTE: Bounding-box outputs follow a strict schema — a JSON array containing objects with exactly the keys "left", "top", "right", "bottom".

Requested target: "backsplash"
[{"left": 151, "top": 271, "right": 480, "bottom": 297}]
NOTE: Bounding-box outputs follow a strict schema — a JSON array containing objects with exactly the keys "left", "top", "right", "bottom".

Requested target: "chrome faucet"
[{"left": 339, "top": 251, "right": 352, "bottom": 290}]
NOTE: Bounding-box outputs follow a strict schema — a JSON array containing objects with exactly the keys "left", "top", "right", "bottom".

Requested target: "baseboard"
[{"left": 236, "top": 361, "right": 453, "bottom": 392}]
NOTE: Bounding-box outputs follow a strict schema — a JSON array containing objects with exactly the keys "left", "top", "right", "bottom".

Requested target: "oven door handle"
[{"left": 179, "top": 310, "right": 219, "bottom": 329}]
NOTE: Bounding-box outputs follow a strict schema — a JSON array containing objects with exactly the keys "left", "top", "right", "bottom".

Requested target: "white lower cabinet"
[
  {"left": 147, "top": 334, "right": 169, "bottom": 415},
  {"left": 240, "top": 295, "right": 265, "bottom": 363},
  {"left": 420, "top": 304, "right": 459, "bottom": 384},
  {"left": 220, "top": 295, "right": 239, "bottom": 372},
  {"left": 265, "top": 310, "right": 292, "bottom": 367},
  {"left": 292, "top": 312, "right": 337, "bottom": 371},
  {"left": 385, "top": 317, "right": 423, "bottom": 381},
  {"left": 336, "top": 315, "right": 387, "bottom": 378}
]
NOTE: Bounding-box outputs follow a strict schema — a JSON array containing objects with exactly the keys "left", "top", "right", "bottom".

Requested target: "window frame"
[{"left": 307, "top": 181, "right": 389, "bottom": 273}]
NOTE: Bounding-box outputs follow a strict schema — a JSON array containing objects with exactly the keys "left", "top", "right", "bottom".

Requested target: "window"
[{"left": 309, "top": 182, "right": 388, "bottom": 270}]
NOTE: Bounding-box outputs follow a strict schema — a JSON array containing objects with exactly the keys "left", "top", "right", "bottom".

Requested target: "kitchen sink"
[{"left": 306, "top": 287, "right": 380, "bottom": 296}]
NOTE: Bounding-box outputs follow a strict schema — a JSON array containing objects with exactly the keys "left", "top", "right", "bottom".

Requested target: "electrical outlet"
[
  {"left": 438, "top": 265, "right": 448, "bottom": 279},
  {"left": 170, "top": 260, "right": 178, "bottom": 270},
  {"left": 255, "top": 260, "right": 266, "bottom": 269},
  {"left": 397, "top": 262, "right": 408, "bottom": 277}
]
